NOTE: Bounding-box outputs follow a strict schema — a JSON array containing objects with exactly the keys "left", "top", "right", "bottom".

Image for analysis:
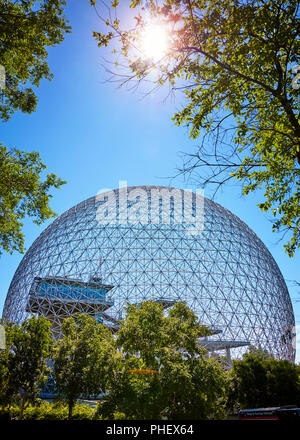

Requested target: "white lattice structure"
[{"left": 2, "top": 185, "right": 295, "bottom": 361}]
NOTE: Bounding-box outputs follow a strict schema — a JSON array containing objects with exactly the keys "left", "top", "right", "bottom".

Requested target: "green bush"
[
  {"left": 0, "top": 401, "right": 96, "bottom": 420},
  {"left": 94, "top": 401, "right": 129, "bottom": 420},
  {"left": 113, "top": 412, "right": 128, "bottom": 420},
  {"left": 72, "top": 403, "right": 95, "bottom": 420},
  {"left": 0, "top": 405, "right": 20, "bottom": 420},
  {"left": 23, "top": 402, "right": 68, "bottom": 420}
]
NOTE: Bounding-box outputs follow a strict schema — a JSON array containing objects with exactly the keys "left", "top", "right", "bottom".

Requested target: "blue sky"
[{"left": 0, "top": 1, "right": 299, "bottom": 361}]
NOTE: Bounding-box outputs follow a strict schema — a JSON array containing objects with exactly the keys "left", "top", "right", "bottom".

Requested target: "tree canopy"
[
  {"left": 0, "top": 0, "right": 71, "bottom": 255},
  {"left": 0, "top": 316, "right": 52, "bottom": 419},
  {"left": 52, "top": 314, "right": 117, "bottom": 420},
  {"left": 99, "top": 301, "right": 228, "bottom": 420},
  {"left": 0, "top": 144, "right": 66, "bottom": 254},
  {"left": 90, "top": 0, "right": 300, "bottom": 256},
  {"left": 1, "top": 310, "right": 300, "bottom": 419},
  {"left": 229, "top": 346, "right": 300, "bottom": 409},
  {"left": 0, "top": 0, "right": 71, "bottom": 121}
]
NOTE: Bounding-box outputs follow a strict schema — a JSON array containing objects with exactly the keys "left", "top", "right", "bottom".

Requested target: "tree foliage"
[
  {"left": 90, "top": 0, "right": 300, "bottom": 256},
  {"left": 0, "top": 316, "right": 52, "bottom": 419},
  {"left": 0, "top": 0, "right": 71, "bottom": 255},
  {"left": 0, "top": 0, "right": 71, "bottom": 121},
  {"left": 98, "top": 301, "right": 229, "bottom": 420},
  {"left": 52, "top": 314, "right": 117, "bottom": 420},
  {"left": 229, "top": 346, "right": 300, "bottom": 409},
  {"left": 0, "top": 144, "right": 66, "bottom": 254},
  {"left": 2, "top": 311, "right": 300, "bottom": 419}
]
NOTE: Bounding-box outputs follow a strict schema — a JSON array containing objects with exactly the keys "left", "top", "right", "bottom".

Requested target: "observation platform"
[
  {"left": 198, "top": 333, "right": 250, "bottom": 368},
  {"left": 198, "top": 340, "right": 250, "bottom": 351},
  {"left": 154, "top": 297, "right": 177, "bottom": 309},
  {"left": 26, "top": 276, "right": 115, "bottom": 338}
]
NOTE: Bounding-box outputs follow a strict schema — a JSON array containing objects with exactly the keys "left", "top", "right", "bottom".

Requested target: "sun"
[{"left": 140, "top": 23, "right": 169, "bottom": 61}]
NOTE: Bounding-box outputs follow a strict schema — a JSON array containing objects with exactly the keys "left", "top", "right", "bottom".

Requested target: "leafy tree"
[
  {"left": 160, "top": 349, "right": 229, "bottom": 419},
  {"left": 52, "top": 314, "right": 117, "bottom": 420},
  {"left": 91, "top": 0, "right": 300, "bottom": 256},
  {"left": 99, "top": 301, "right": 228, "bottom": 420},
  {"left": 0, "top": 0, "right": 71, "bottom": 121},
  {"left": 229, "top": 346, "right": 300, "bottom": 409},
  {"left": 0, "top": 144, "right": 66, "bottom": 254},
  {"left": 0, "top": 316, "right": 52, "bottom": 419},
  {"left": 0, "top": 322, "right": 10, "bottom": 408},
  {"left": 97, "top": 352, "right": 162, "bottom": 420},
  {"left": 0, "top": 0, "right": 71, "bottom": 255}
]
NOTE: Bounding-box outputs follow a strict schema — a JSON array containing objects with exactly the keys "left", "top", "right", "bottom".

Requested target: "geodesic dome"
[{"left": 2, "top": 185, "right": 295, "bottom": 361}]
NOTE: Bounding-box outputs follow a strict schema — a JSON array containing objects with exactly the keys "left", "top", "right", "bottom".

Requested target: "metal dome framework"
[{"left": 2, "top": 185, "right": 295, "bottom": 361}]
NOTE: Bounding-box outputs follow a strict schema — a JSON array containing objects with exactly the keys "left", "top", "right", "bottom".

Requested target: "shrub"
[{"left": 0, "top": 401, "right": 96, "bottom": 420}]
